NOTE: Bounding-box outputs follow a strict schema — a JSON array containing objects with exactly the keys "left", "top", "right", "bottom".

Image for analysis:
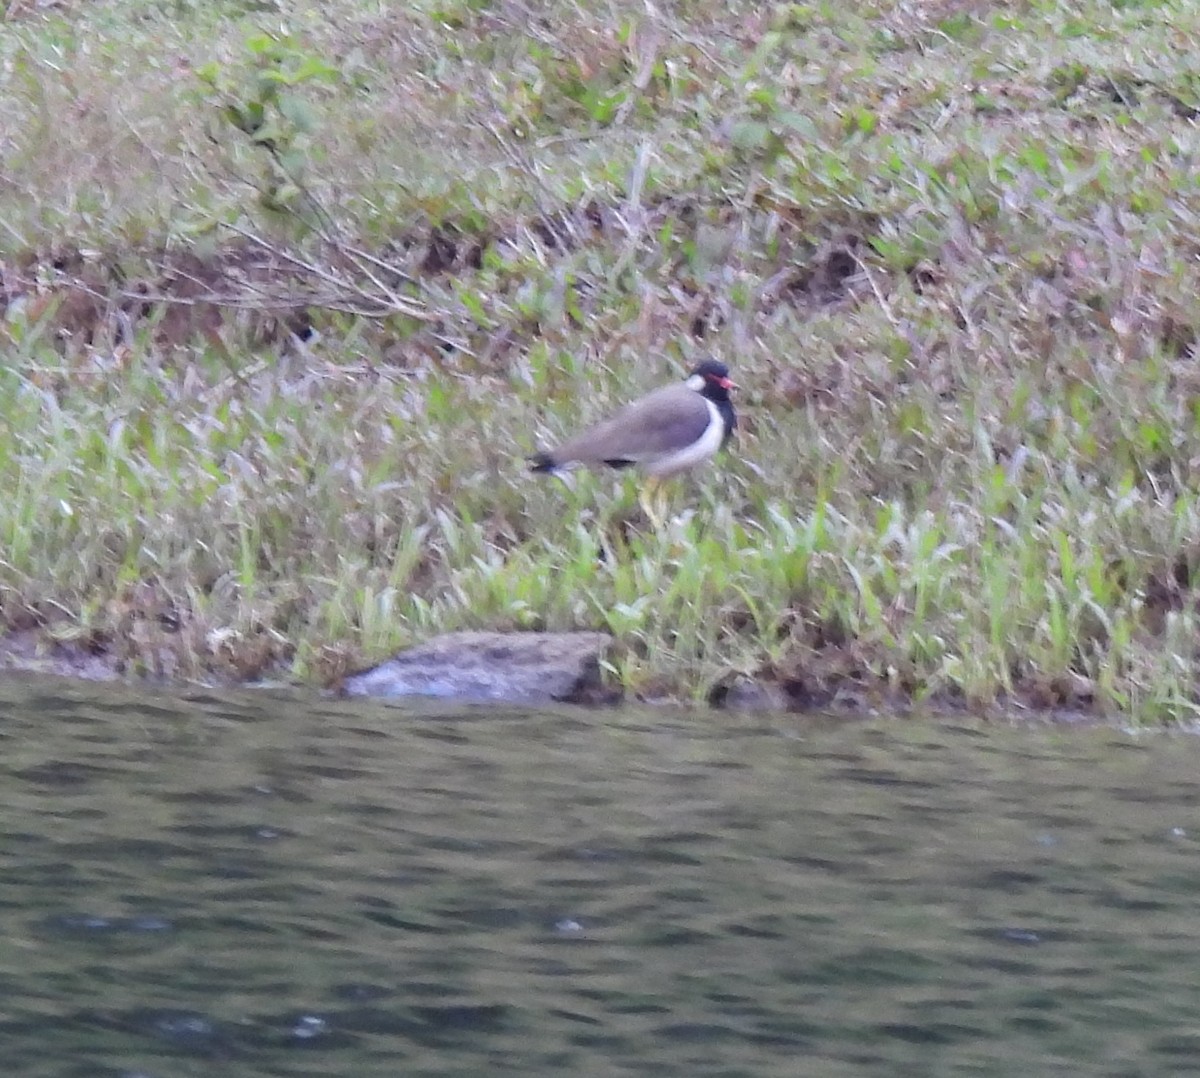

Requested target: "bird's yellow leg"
[
  {"left": 638, "top": 476, "right": 675, "bottom": 531},
  {"left": 638, "top": 476, "right": 666, "bottom": 530},
  {"left": 655, "top": 481, "right": 671, "bottom": 530}
]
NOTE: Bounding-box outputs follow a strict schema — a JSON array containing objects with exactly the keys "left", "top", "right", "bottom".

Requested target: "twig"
[{"left": 217, "top": 221, "right": 435, "bottom": 321}]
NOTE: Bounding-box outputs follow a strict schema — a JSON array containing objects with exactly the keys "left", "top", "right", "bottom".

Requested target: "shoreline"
[{"left": 0, "top": 626, "right": 1112, "bottom": 727}]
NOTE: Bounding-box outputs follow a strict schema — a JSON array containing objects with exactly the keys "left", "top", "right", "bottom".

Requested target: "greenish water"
[{"left": 2, "top": 677, "right": 1198, "bottom": 1077}]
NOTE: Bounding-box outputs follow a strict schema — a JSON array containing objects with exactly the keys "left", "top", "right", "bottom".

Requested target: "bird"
[{"left": 528, "top": 359, "right": 738, "bottom": 528}]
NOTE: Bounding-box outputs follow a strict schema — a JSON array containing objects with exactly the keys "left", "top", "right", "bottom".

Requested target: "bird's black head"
[
  {"left": 687, "top": 359, "right": 738, "bottom": 444},
  {"left": 687, "top": 359, "right": 737, "bottom": 402}
]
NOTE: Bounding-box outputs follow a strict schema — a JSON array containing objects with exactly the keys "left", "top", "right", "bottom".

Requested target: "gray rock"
[
  {"left": 342, "top": 631, "right": 614, "bottom": 706},
  {"left": 715, "top": 676, "right": 790, "bottom": 712}
]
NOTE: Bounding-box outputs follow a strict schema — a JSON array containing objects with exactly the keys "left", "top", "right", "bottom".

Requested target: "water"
[{"left": 2, "top": 676, "right": 1199, "bottom": 1077}]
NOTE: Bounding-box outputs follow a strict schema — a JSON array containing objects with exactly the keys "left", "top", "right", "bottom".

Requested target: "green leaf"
[
  {"left": 291, "top": 56, "right": 338, "bottom": 83},
  {"left": 194, "top": 61, "right": 221, "bottom": 86},
  {"left": 730, "top": 120, "right": 771, "bottom": 152},
  {"left": 245, "top": 33, "right": 276, "bottom": 55},
  {"left": 278, "top": 95, "right": 315, "bottom": 133},
  {"left": 277, "top": 148, "right": 308, "bottom": 177},
  {"left": 776, "top": 110, "right": 819, "bottom": 139}
]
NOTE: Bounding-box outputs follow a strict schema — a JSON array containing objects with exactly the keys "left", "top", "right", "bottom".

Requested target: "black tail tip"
[{"left": 528, "top": 451, "right": 556, "bottom": 473}]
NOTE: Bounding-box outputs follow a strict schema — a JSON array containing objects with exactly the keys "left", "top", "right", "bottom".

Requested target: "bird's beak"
[{"left": 717, "top": 376, "right": 738, "bottom": 390}]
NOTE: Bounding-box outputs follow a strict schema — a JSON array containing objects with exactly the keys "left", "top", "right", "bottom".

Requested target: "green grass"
[{"left": 3, "top": 0, "right": 1200, "bottom": 720}]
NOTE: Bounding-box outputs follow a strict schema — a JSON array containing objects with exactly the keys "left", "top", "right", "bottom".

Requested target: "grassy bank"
[{"left": 3, "top": 0, "right": 1200, "bottom": 720}]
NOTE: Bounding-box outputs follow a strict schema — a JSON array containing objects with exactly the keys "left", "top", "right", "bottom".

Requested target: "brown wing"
[{"left": 547, "top": 385, "right": 712, "bottom": 465}]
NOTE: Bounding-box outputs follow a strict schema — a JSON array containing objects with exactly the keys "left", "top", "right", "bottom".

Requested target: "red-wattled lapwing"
[{"left": 528, "top": 359, "right": 738, "bottom": 528}]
